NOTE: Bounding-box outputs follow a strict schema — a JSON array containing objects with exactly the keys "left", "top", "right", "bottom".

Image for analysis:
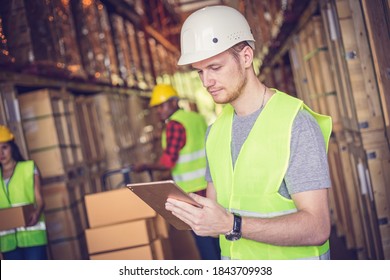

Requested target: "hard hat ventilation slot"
[{"left": 228, "top": 32, "right": 242, "bottom": 41}]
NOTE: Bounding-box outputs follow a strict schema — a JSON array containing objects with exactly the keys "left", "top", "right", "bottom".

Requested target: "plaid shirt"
[{"left": 159, "top": 120, "right": 186, "bottom": 168}]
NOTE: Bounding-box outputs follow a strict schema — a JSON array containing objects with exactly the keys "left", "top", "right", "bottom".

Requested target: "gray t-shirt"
[{"left": 205, "top": 107, "right": 331, "bottom": 198}]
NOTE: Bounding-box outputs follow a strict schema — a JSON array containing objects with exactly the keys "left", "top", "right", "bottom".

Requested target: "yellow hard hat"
[
  {"left": 149, "top": 84, "right": 178, "bottom": 107},
  {"left": 0, "top": 125, "right": 15, "bottom": 142}
]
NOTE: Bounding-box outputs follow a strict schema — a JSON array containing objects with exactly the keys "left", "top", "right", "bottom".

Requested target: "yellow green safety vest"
[
  {"left": 0, "top": 161, "right": 47, "bottom": 253},
  {"left": 206, "top": 90, "right": 332, "bottom": 260},
  {"left": 162, "top": 109, "right": 207, "bottom": 193}
]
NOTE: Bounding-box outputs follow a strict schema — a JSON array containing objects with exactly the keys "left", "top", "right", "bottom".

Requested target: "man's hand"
[{"left": 165, "top": 193, "right": 233, "bottom": 237}]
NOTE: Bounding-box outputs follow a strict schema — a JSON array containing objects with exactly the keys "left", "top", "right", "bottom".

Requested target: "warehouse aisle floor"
[{"left": 329, "top": 226, "right": 358, "bottom": 260}]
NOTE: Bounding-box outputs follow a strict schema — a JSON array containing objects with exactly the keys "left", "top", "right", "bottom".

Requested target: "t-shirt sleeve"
[{"left": 284, "top": 109, "right": 331, "bottom": 194}]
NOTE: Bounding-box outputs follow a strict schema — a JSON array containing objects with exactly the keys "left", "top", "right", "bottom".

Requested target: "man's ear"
[
  {"left": 242, "top": 45, "right": 254, "bottom": 68},
  {"left": 171, "top": 98, "right": 180, "bottom": 108}
]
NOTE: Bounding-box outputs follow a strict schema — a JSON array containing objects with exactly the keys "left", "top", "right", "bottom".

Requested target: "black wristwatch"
[{"left": 225, "top": 213, "right": 242, "bottom": 241}]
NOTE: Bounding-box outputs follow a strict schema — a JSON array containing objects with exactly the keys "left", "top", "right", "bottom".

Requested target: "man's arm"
[
  {"left": 133, "top": 120, "right": 186, "bottom": 172},
  {"left": 166, "top": 184, "right": 331, "bottom": 246},
  {"left": 242, "top": 188, "right": 331, "bottom": 246}
]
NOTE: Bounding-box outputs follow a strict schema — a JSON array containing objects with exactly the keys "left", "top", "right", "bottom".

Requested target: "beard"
[{"left": 212, "top": 67, "right": 247, "bottom": 105}]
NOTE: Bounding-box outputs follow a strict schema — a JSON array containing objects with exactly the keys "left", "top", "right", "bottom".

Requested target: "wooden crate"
[
  {"left": 321, "top": 1, "right": 357, "bottom": 131},
  {"left": 91, "top": 92, "right": 140, "bottom": 189},
  {"left": 365, "top": 140, "right": 390, "bottom": 215},
  {"left": 92, "top": 93, "right": 131, "bottom": 161},
  {"left": 296, "top": 24, "right": 321, "bottom": 113},
  {"left": 97, "top": 0, "right": 123, "bottom": 86},
  {"left": 360, "top": 0, "right": 390, "bottom": 147},
  {"left": 328, "top": 135, "right": 365, "bottom": 253},
  {"left": 347, "top": 138, "right": 387, "bottom": 259},
  {"left": 137, "top": 29, "right": 155, "bottom": 89},
  {"left": 304, "top": 19, "right": 330, "bottom": 115},
  {"left": 148, "top": 38, "right": 162, "bottom": 81},
  {"left": 303, "top": 16, "right": 343, "bottom": 132},
  {"left": 289, "top": 36, "right": 312, "bottom": 105},
  {"left": 71, "top": 0, "right": 110, "bottom": 84},
  {"left": 74, "top": 96, "right": 106, "bottom": 164},
  {"left": 333, "top": 0, "right": 385, "bottom": 132},
  {"left": 110, "top": 14, "right": 137, "bottom": 87},
  {"left": 0, "top": 0, "right": 85, "bottom": 78}
]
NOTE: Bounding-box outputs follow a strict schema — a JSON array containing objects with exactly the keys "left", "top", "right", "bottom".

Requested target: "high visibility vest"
[
  {"left": 162, "top": 109, "right": 208, "bottom": 193},
  {"left": 0, "top": 161, "right": 47, "bottom": 253},
  {"left": 206, "top": 90, "right": 332, "bottom": 260}
]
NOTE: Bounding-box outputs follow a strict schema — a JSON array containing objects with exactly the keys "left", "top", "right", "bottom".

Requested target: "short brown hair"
[{"left": 228, "top": 41, "right": 251, "bottom": 62}]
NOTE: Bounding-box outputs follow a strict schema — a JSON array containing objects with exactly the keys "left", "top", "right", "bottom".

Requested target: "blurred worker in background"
[
  {"left": 0, "top": 125, "right": 48, "bottom": 260},
  {"left": 165, "top": 5, "right": 333, "bottom": 260},
  {"left": 133, "top": 84, "right": 220, "bottom": 260}
]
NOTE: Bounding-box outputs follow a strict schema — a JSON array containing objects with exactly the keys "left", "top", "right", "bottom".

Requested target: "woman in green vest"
[
  {"left": 0, "top": 125, "right": 48, "bottom": 259},
  {"left": 165, "top": 6, "right": 332, "bottom": 260}
]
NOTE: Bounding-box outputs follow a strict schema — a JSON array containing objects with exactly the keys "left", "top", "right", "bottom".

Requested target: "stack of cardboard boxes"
[{"left": 84, "top": 187, "right": 172, "bottom": 260}]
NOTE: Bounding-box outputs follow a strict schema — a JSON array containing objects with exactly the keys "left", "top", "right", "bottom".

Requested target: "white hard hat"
[{"left": 178, "top": 5, "right": 255, "bottom": 66}]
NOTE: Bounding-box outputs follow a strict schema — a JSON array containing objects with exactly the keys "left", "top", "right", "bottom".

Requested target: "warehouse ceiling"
[
  {"left": 102, "top": 0, "right": 315, "bottom": 69},
  {"left": 168, "top": 0, "right": 224, "bottom": 13},
  {"left": 146, "top": 0, "right": 314, "bottom": 67}
]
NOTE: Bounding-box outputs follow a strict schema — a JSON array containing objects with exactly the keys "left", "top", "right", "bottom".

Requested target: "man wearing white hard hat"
[{"left": 166, "top": 5, "right": 333, "bottom": 260}]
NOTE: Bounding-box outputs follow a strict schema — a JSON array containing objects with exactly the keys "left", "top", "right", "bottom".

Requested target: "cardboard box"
[
  {"left": 153, "top": 214, "right": 170, "bottom": 239},
  {"left": 89, "top": 244, "right": 153, "bottom": 260},
  {"left": 85, "top": 188, "right": 156, "bottom": 228},
  {"left": 0, "top": 204, "right": 35, "bottom": 231},
  {"left": 85, "top": 219, "right": 156, "bottom": 254},
  {"left": 89, "top": 238, "right": 168, "bottom": 260},
  {"left": 30, "top": 147, "right": 68, "bottom": 178}
]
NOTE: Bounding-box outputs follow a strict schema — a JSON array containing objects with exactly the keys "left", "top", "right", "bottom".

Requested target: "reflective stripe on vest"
[
  {"left": 16, "top": 221, "right": 46, "bottom": 232},
  {"left": 172, "top": 167, "right": 206, "bottom": 182},
  {"left": 162, "top": 109, "right": 208, "bottom": 193},
  {"left": 176, "top": 148, "right": 206, "bottom": 164},
  {"left": 0, "top": 221, "right": 46, "bottom": 236},
  {"left": 207, "top": 90, "right": 332, "bottom": 260},
  {"left": 0, "top": 229, "right": 16, "bottom": 237},
  {"left": 230, "top": 207, "right": 298, "bottom": 218}
]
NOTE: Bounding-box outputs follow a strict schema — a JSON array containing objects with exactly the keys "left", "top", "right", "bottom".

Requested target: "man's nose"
[{"left": 202, "top": 72, "right": 214, "bottom": 88}]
